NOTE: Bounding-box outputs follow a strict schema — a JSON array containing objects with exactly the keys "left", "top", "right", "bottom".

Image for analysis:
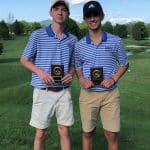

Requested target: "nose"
[
  {"left": 89, "top": 16, "right": 95, "bottom": 21},
  {"left": 58, "top": 9, "right": 63, "bottom": 15}
]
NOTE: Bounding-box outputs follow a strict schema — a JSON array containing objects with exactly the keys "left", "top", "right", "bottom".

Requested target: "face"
[
  {"left": 84, "top": 13, "right": 104, "bottom": 31},
  {"left": 50, "top": 4, "right": 69, "bottom": 25}
]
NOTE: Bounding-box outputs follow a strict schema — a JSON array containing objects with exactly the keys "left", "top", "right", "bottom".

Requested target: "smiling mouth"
[{"left": 90, "top": 21, "right": 97, "bottom": 25}]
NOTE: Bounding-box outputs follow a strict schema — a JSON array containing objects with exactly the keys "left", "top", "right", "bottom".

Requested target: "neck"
[
  {"left": 51, "top": 23, "right": 64, "bottom": 37},
  {"left": 89, "top": 28, "right": 103, "bottom": 45}
]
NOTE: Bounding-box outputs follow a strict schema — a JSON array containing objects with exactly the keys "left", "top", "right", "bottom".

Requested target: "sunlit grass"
[{"left": 0, "top": 36, "right": 150, "bottom": 149}]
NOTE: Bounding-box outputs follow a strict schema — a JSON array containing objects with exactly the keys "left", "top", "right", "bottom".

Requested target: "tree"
[
  {"left": 12, "top": 20, "right": 23, "bottom": 35},
  {"left": 0, "top": 20, "right": 9, "bottom": 39},
  {"left": 126, "top": 22, "right": 135, "bottom": 38},
  {"left": 78, "top": 22, "right": 88, "bottom": 38},
  {"left": 31, "top": 22, "right": 42, "bottom": 31},
  {"left": 102, "top": 21, "right": 113, "bottom": 34},
  {"left": 0, "top": 43, "right": 3, "bottom": 55},
  {"left": 20, "top": 20, "right": 32, "bottom": 35},
  {"left": 114, "top": 24, "right": 128, "bottom": 38},
  {"left": 132, "top": 21, "right": 149, "bottom": 40},
  {"left": 64, "top": 18, "right": 81, "bottom": 39},
  {"left": 145, "top": 23, "right": 150, "bottom": 38}
]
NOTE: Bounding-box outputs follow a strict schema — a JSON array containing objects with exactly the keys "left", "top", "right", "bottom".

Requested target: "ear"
[
  {"left": 49, "top": 9, "right": 52, "bottom": 17},
  {"left": 100, "top": 14, "right": 104, "bottom": 21}
]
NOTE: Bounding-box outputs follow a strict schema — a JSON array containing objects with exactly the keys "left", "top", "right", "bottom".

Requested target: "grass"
[
  {"left": 119, "top": 52, "right": 150, "bottom": 150},
  {"left": 0, "top": 36, "right": 150, "bottom": 149},
  {"left": 124, "top": 38, "right": 150, "bottom": 47},
  {"left": 123, "top": 38, "right": 150, "bottom": 53}
]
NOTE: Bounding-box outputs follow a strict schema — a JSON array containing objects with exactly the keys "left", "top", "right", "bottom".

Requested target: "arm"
[
  {"left": 111, "top": 64, "right": 129, "bottom": 82},
  {"left": 61, "top": 64, "right": 75, "bottom": 85},
  {"left": 101, "top": 64, "right": 129, "bottom": 88},
  {"left": 76, "top": 69, "right": 94, "bottom": 89},
  {"left": 101, "top": 38, "right": 129, "bottom": 88},
  {"left": 62, "top": 37, "right": 78, "bottom": 85},
  {"left": 20, "top": 56, "right": 54, "bottom": 84}
]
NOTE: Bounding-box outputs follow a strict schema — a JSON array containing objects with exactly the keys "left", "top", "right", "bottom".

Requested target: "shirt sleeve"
[
  {"left": 22, "top": 31, "right": 38, "bottom": 60},
  {"left": 116, "top": 39, "right": 128, "bottom": 66},
  {"left": 75, "top": 43, "right": 83, "bottom": 70}
]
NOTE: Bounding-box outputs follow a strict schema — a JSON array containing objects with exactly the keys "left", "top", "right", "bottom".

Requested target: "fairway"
[{"left": 0, "top": 36, "right": 150, "bottom": 150}]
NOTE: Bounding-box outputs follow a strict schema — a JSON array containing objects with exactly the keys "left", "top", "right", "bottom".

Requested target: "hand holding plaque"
[
  {"left": 51, "top": 64, "right": 64, "bottom": 83},
  {"left": 90, "top": 67, "right": 103, "bottom": 85}
]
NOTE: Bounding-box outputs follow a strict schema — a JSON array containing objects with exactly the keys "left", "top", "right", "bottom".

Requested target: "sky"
[{"left": 0, "top": 0, "right": 150, "bottom": 24}]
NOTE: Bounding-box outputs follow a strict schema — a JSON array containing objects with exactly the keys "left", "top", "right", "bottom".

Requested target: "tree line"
[
  {"left": 0, "top": 19, "right": 42, "bottom": 55},
  {"left": 0, "top": 19, "right": 42, "bottom": 40},
  {"left": 0, "top": 18, "right": 149, "bottom": 55},
  {"left": 0, "top": 18, "right": 149, "bottom": 40},
  {"left": 102, "top": 21, "right": 149, "bottom": 40}
]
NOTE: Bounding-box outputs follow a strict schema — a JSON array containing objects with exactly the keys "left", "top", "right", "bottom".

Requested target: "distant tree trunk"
[{"left": 0, "top": 43, "right": 3, "bottom": 55}]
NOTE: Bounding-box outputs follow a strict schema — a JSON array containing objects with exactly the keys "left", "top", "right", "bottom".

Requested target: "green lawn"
[{"left": 0, "top": 36, "right": 150, "bottom": 150}]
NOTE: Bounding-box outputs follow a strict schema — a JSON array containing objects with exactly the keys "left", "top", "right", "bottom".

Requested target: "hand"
[
  {"left": 101, "top": 78, "right": 115, "bottom": 88},
  {"left": 79, "top": 77, "right": 94, "bottom": 89},
  {"left": 37, "top": 69, "right": 54, "bottom": 85},
  {"left": 61, "top": 73, "right": 73, "bottom": 85}
]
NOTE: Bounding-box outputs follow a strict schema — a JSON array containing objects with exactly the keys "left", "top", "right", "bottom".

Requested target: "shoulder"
[
  {"left": 68, "top": 33, "right": 78, "bottom": 42},
  {"left": 75, "top": 36, "right": 86, "bottom": 47},
  {"left": 31, "top": 28, "right": 46, "bottom": 37},
  {"left": 106, "top": 32, "right": 124, "bottom": 50},
  {"left": 106, "top": 32, "right": 122, "bottom": 43}
]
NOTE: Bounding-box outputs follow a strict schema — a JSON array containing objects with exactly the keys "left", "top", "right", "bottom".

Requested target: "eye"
[
  {"left": 53, "top": 7, "right": 59, "bottom": 11},
  {"left": 61, "top": 8, "right": 67, "bottom": 12}
]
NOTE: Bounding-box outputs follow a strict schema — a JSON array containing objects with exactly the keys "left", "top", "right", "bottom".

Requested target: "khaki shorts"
[
  {"left": 79, "top": 88, "right": 120, "bottom": 132},
  {"left": 30, "top": 88, "right": 74, "bottom": 129}
]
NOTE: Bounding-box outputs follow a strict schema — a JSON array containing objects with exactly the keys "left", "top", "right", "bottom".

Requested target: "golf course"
[{"left": 0, "top": 35, "right": 150, "bottom": 150}]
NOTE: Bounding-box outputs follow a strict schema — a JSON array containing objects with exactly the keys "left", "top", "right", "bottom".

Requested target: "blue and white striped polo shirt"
[
  {"left": 75, "top": 31, "right": 128, "bottom": 92},
  {"left": 22, "top": 25, "right": 77, "bottom": 88}
]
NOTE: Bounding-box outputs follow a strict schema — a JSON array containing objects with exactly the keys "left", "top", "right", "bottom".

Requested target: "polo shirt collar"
[
  {"left": 45, "top": 24, "right": 69, "bottom": 37},
  {"left": 86, "top": 31, "right": 107, "bottom": 44}
]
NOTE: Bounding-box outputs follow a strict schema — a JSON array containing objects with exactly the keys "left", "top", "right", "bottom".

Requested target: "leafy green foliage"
[
  {"left": 31, "top": 22, "right": 42, "bottom": 31},
  {"left": 114, "top": 24, "right": 128, "bottom": 38},
  {"left": 132, "top": 22, "right": 149, "bottom": 40},
  {"left": 78, "top": 22, "right": 88, "bottom": 38},
  {"left": 0, "top": 34, "right": 150, "bottom": 150},
  {"left": 102, "top": 21, "right": 114, "bottom": 34},
  {"left": 0, "top": 20, "right": 9, "bottom": 39},
  {"left": 19, "top": 20, "right": 32, "bottom": 35},
  {"left": 64, "top": 18, "right": 82, "bottom": 39},
  {"left": 11, "top": 19, "right": 23, "bottom": 35}
]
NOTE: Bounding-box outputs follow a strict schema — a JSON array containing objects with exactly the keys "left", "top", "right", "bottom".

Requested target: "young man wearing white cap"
[
  {"left": 20, "top": 0, "right": 77, "bottom": 150},
  {"left": 75, "top": 1, "right": 129, "bottom": 150}
]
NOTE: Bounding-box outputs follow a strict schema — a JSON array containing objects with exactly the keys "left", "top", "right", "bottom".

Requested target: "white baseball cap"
[{"left": 50, "top": 0, "right": 70, "bottom": 12}]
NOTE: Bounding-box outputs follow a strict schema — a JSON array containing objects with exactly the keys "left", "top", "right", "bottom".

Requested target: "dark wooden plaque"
[
  {"left": 51, "top": 64, "right": 64, "bottom": 83},
  {"left": 90, "top": 67, "right": 103, "bottom": 85}
]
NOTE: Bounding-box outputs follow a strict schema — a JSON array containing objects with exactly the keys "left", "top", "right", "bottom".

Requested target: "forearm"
[
  {"left": 20, "top": 56, "right": 41, "bottom": 74},
  {"left": 111, "top": 63, "right": 129, "bottom": 82},
  {"left": 76, "top": 69, "right": 84, "bottom": 79},
  {"left": 61, "top": 65, "right": 75, "bottom": 84},
  {"left": 69, "top": 65, "right": 75, "bottom": 76},
  {"left": 76, "top": 69, "right": 94, "bottom": 88}
]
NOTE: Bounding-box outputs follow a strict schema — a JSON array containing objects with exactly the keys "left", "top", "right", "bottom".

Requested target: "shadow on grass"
[{"left": 0, "top": 58, "right": 19, "bottom": 63}]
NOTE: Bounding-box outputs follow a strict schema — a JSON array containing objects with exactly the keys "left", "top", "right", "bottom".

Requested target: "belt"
[{"left": 41, "top": 86, "right": 69, "bottom": 92}]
